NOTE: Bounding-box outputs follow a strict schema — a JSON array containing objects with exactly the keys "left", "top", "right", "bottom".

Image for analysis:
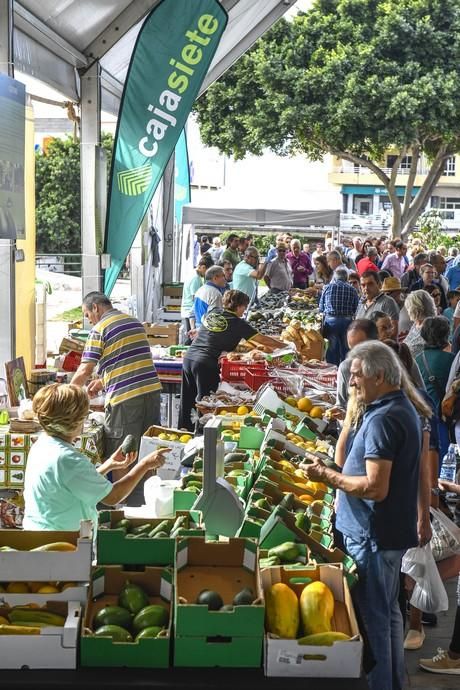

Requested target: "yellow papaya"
[
  {"left": 299, "top": 581, "right": 334, "bottom": 635},
  {"left": 0, "top": 624, "right": 41, "bottom": 635},
  {"left": 31, "top": 542, "right": 76, "bottom": 552},
  {"left": 298, "top": 631, "right": 350, "bottom": 646},
  {"left": 265, "top": 583, "right": 299, "bottom": 639}
]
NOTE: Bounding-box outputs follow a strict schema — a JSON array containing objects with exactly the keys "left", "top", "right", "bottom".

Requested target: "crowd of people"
[
  {"left": 182, "top": 231, "right": 460, "bottom": 687},
  {"left": 20, "top": 229, "right": 460, "bottom": 689}
]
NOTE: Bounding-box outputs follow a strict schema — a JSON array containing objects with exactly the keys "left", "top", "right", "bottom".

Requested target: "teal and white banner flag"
[
  {"left": 174, "top": 128, "right": 191, "bottom": 227},
  {"left": 104, "top": 0, "right": 227, "bottom": 294}
]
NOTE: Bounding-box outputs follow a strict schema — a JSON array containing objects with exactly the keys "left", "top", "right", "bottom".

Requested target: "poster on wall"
[{"left": 0, "top": 74, "right": 25, "bottom": 240}]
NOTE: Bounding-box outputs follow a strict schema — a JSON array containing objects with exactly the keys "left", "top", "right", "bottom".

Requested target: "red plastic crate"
[
  {"left": 62, "top": 350, "right": 82, "bottom": 372},
  {"left": 220, "top": 358, "right": 266, "bottom": 382},
  {"left": 243, "top": 368, "right": 289, "bottom": 394}
]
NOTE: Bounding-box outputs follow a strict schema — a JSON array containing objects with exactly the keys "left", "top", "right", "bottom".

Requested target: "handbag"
[
  {"left": 430, "top": 507, "right": 460, "bottom": 561},
  {"left": 441, "top": 358, "right": 460, "bottom": 422}
]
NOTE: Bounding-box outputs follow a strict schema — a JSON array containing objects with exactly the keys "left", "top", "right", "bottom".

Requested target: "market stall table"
[{"left": 0, "top": 667, "right": 369, "bottom": 689}]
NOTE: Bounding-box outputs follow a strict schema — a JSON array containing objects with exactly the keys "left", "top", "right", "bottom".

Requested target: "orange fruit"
[
  {"left": 6, "top": 582, "right": 29, "bottom": 593},
  {"left": 297, "top": 397, "right": 313, "bottom": 412},
  {"left": 309, "top": 406, "right": 323, "bottom": 419}
]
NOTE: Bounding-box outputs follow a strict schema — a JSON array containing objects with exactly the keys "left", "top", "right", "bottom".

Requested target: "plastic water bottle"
[{"left": 440, "top": 443, "right": 457, "bottom": 483}]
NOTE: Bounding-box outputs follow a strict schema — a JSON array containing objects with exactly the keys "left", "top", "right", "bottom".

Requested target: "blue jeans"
[
  {"left": 343, "top": 536, "right": 405, "bottom": 690},
  {"left": 323, "top": 316, "right": 352, "bottom": 366}
]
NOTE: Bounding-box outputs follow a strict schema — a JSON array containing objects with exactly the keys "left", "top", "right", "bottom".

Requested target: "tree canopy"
[
  {"left": 35, "top": 133, "right": 113, "bottom": 255},
  {"left": 194, "top": 0, "right": 460, "bottom": 236}
]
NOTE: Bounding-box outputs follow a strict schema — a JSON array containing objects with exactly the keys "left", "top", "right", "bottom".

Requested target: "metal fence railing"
[{"left": 35, "top": 253, "right": 82, "bottom": 277}]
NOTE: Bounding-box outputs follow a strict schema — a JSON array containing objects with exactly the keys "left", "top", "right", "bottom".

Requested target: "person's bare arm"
[
  {"left": 101, "top": 448, "right": 168, "bottom": 506},
  {"left": 250, "top": 333, "right": 286, "bottom": 353},
  {"left": 334, "top": 424, "right": 350, "bottom": 468},
  {"left": 301, "top": 455, "right": 392, "bottom": 502},
  {"left": 72, "top": 361, "right": 96, "bottom": 387}
]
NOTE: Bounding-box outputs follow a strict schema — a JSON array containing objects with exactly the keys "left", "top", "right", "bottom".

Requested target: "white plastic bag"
[{"left": 401, "top": 544, "right": 449, "bottom": 613}]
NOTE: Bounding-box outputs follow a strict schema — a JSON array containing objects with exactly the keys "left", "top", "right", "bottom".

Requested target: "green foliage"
[
  {"left": 35, "top": 133, "right": 113, "bottom": 255},
  {"left": 194, "top": 0, "right": 460, "bottom": 234},
  {"left": 216, "top": 229, "right": 277, "bottom": 255},
  {"left": 410, "top": 209, "right": 460, "bottom": 250}
]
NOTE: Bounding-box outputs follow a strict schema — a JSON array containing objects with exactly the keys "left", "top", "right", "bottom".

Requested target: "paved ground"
[{"left": 405, "top": 578, "right": 459, "bottom": 689}]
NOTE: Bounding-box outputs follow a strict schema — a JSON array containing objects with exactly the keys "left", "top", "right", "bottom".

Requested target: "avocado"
[
  {"left": 196, "top": 590, "right": 223, "bottom": 610},
  {"left": 94, "top": 606, "right": 132, "bottom": 631},
  {"left": 93, "top": 624, "right": 133, "bottom": 642},
  {"left": 113, "top": 518, "right": 131, "bottom": 531},
  {"left": 135, "top": 625, "right": 163, "bottom": 640},
  {"left": 131, "top": 523, "right": 154, "bottom": 536},
  {"left": 254, "top": 497, "right": 270, "bottom": 511},
  {"left": 121, "top": 434, "right": 138, "bottom": 455},
  {"left": 295, "top": 511, "right": 311, "bottom": 533},
  {"left": 132, "top": 604, "right": 169, "bottom": 633},
  {"left": 118, "top": 581, "right": 149, "bottom": 615},
  {"left": 232, "top": 587, "right": 254, "bottom": 606},
  {"left": 224, "top": 452, "right": 248, "bottom": 463},
  {"left": 226, "top": 469, "right": 247, "bottom": 477}
]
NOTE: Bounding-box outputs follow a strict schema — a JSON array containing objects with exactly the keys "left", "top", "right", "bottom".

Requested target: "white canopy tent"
[{"left": 0, "top": 0, "right": 301, "bottom": 359}]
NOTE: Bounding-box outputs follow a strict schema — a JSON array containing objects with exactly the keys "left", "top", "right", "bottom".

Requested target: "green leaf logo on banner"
[{"left": 104, "top": 0, "right": 228, "bottom": 295}]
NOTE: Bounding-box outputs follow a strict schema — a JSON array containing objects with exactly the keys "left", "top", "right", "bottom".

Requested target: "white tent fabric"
[
  {"left": 13, "top": 0, "right": 297, "bottom": 115},
  {"left": 182, "top": 206, "right": 340, "bottom": 228}
]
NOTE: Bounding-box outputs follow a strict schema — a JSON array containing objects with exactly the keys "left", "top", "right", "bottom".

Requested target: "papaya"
[
  {"left": 224, "top": 452, "right": 248, "bottom": 463},
  {"left": 299, "top": 581, "right": 335, "bottom": 635},
  {"left": 94, "top": 625, "right": 133, "bottom": 642},
  {"left": 132, "top": 604, "right": 168, "bottom": 633},
  {"left": 297, "top": 631, "right": 350, "bottom": 646},
  {"left": 265, "top": 583, "right": 299, "bottom": 639},
  {"left": 31, "top": 542, "right": 76, "bottom": 552},
  {"left": 118, "top": 581, "right": 149, "bottom": 615},
  {"left": 94, "top": 606, "right": 132, "bottom": 631}
]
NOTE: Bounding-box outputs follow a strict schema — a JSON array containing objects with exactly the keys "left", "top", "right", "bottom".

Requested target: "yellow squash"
[
  {"left": 265, "top": 582, "right": 299, "bottom": 639},
  {"left": 299, "top": 581, "right": 334, "bottom": 635}
]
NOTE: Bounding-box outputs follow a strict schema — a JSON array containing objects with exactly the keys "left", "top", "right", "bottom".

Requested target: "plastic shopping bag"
[{"left": 401, "top": 544, "right": 449, "bottom": 613}]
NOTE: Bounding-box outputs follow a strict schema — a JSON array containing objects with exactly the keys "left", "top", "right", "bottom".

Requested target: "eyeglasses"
[{"left": 432, "top": 292, "right": 441, "bottom": 298}]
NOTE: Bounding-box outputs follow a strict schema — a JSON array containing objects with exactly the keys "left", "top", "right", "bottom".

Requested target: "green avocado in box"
[{"left": 81, "top": 566, "right": 172, "bottom": 668}]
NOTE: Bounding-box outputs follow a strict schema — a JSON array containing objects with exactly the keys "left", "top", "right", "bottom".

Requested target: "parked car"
[{"left": 340, "top": 213, "right": 390, "bottom": 233}]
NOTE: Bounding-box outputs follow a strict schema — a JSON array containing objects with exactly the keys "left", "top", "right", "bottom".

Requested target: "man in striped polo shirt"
[{"left": 72, "top": 292, "right": 162, "bottom": 505}]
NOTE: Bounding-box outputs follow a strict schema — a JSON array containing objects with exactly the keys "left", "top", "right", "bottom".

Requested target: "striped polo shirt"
[{"left": 82, "top": 310, "right": 161, "bottom": 407}]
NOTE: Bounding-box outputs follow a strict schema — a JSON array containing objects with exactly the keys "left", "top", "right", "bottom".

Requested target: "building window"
[
  {"left": 443, "top": 156, "right": 456, "bottom": 176},
  {"left": 386, "top": 155, "right": 412, "bottom": 170},
  {"left": 439, "top": 197, "right": 460, "bottom": 210}
]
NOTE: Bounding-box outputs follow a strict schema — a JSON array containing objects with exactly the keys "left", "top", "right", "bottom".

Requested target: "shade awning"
[{"left": 182, "top": 206, "right": 341, "bottom": 227}]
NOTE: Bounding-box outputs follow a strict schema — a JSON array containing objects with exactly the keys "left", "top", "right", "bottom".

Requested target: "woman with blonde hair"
[
  {"left": 23, "top": 384, "right": 167, "bottom": 530},
  {"left": 403, "top": 290, "right": 437, "bottom": 358}
]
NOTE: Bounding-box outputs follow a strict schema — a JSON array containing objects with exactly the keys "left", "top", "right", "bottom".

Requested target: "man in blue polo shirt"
[{"left": 301, "top": 341, "right": 422, "bottom": 690}]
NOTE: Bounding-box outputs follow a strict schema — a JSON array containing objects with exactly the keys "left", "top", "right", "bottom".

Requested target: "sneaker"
[
  {"left": 404, "top": 628, "right": 425, "bottom": 650},
  {"left": 419, "top": 648, "right": 460, "bottom": 675}
]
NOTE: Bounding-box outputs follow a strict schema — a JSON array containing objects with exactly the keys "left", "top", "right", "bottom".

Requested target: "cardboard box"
[
  {"left": 80, "top": 566, "right": 172, "bottom": 668},
  {"left": 58, "top": 336, "right": 85, "bottom": 354},
  {"left": 143, "top": 322, "right": 179, "bottom": 347},
  {"left": 97, "top": 509, "right": 204, "bottom": 566},
  {"left": 0, "top": 521, "right": 93, "bottom": 582},
  {"left": 138, "top": 425, "right": 187, "bottom": 480},
  {"left": 261, "top": 564, "right": 362, "bottom": 677},
  {"left": 0, "top": 584, "right": 88, "bottom": 606},
  {"left": 0, "top": 601, "right": 81, "bottom": 669},
  {"left": 174, "top": 537, "right": 264, "bottom": 667},
  {"left": 163, "top": 283, "right": 183, "bottom": 299}
]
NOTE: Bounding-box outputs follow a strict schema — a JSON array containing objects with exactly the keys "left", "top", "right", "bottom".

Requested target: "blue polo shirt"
[{"left": 336, "top": 390, "right": 421, "bottom": 550}]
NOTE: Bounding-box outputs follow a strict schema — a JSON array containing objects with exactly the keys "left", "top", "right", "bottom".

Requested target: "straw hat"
[{"left": 381, "top": 276, "right": 407, "bottom": 292}]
